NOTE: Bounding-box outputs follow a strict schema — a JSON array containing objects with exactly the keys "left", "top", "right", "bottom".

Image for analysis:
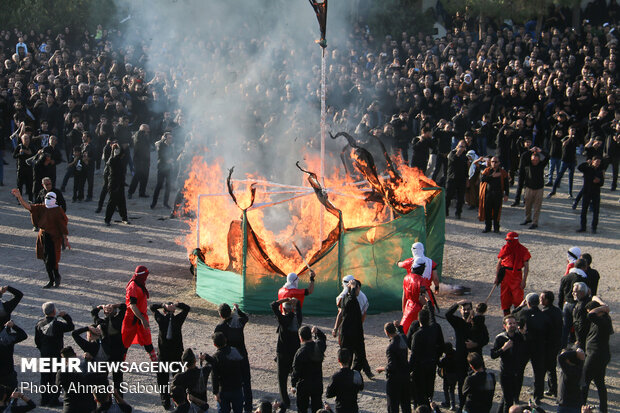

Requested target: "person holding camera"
[
  {"left": 520, "top": 147, "right": 549, "bottom": 229},
  {"left": 479, "top": 156, "right": 509, "bottom": 233}
]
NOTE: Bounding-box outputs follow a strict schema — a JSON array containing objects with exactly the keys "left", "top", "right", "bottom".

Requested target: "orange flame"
[{"left": 181, "top": 152, "right": 436, "bottom": 274}]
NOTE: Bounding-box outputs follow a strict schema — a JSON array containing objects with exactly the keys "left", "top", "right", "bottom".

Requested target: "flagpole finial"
[{"left": 308, "top": 0, "right": 328, "bottom": 48}]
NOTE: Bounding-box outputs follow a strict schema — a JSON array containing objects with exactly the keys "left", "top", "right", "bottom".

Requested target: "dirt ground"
[{"left": 0, "top": 155, "right": 618, "bottom": 413}]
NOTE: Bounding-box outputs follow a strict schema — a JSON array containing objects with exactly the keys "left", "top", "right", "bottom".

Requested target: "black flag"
[{"left": 308, "top": 0, "right": 328, "bottom": 48}]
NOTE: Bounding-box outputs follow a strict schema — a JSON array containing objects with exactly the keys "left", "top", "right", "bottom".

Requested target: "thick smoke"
[{"left": 115, "top": 0, "right": 353, "bottom": 182}]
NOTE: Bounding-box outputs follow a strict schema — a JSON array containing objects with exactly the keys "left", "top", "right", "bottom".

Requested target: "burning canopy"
[{"left": 186, "top": 132, "right": 446, "bottom": 315}]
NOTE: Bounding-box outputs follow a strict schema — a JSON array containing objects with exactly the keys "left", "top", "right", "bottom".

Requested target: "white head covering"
[
  {"left": 284, "top": 272, "right": 299, "bottom": 290},
  {"left": 44, "top": 192, "right": 58, "bottom": 209},
  {"left": 342, "top": 274, "right": 355, "bottom": 288},
  {"left": 567, "top": 246, "right": 581, "bottom": 264},
  {"left": 411, "top": 242, "right": 433, "bottom": 280},
  {"left": 466, "top": 150, "right": 479, "bottom": 179}
]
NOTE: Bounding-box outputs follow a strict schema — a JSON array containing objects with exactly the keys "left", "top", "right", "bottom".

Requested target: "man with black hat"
[
  {"left": 35, "top": 302, "right": 74, "bottom": 407},
  {"left": 271, "top": 297, "right": 302, "bottom": 410},
  {"left": 151, "top": 301, "right": 191, "bottom": 409}
]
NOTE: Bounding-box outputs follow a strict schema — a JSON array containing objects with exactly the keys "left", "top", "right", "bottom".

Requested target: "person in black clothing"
[
  {"left": 79, "top": 132, "right": 96, "bottom": 202},
  {"left": 518, "top": 148, "right": 549, "bottom": 229},
  {"left": 572, "top": 281, "right": 592, "bottom": 350},
  {"left": 151, "top": 132, "right": 174, "bottom": 209},
  {"left": 338, "top": 279, "right": 372, "bottom": 379},
  {"left": 582, "top": 298, "right": 613, "bottom": 413},
  {"left": 431, "top": 120, "right": 455, "bottom": 185},
  {"left": 377, "top": 321, "right": 411, "bottom": 413},
  {"left": 392, "top": 111, "right": 412, "bottom": 163},
  {"left": 495, "top": 120, "right": 515, "bottom": 172},
  {"left": 151, "top": 301, "right": 191, "bottom": 409},
  {"left": 92, "top": 303, "right": 127, "bottom": 393},
  {"left": 479, "top": 156, "right": 509, "bottom": 233},
  {"left": 462, "top": 352, "right": 495, "bottom": 413},
  {"left": 211, "top": 331, "right": 244, "bottom": 413},
  {"left": 325, "top": 348, "right": 364, "bottom": 413},
  {"left": 438, "top": 343, "right": 457, "bottom": 410},
  {"left": 35, "top": 302, "right": 74, "bottom": 407},
  {"left": 409, "top": 308, "right": 444, "bottom": 407},
  {"left": 548, "top": 125, "right": 579, "bottom": 198},
  {"left": 445, "top": 300, "right": 474, "bottom": 411},
  {"left": 491, "top": 315, "right": 527, "bottom": 413},
  {"left": 128, "top": 124, "right": 151, "bottom": 199},
  {"left": 558, "top": 259, "right": 589, "bottom": 348},
  {"left": 0, "top": 285, "right": 23, "bottom": 329},
  {"left": 31, "top": 149, "right": 54, "bottom": 196},
  {"left": 171, "top": 348, "right": 211, "bottom": 411},
  {"left": 271, "top": 297, "right": 302, "bottom": 410},
  {"left": 42, "top": 135, "right": 63, "bottom": 186},
  {"left": 557, "top": 348, "right": 585, "bottom": 413},
  {"left": 411, "top": 127, "right": 434, "bottom": 173},
  {"left": 71, "top": 324, "right": 110, "bottom": 386},
  {"left": 0, "top": 320, "right": 28, "bottom": 389},
  {"left": 540, "top": 291, "right": 563, "bottom": 398},
  {"left": 96, "top": 138, "right": 115, "bottom": 213},
  {"left": 512, "top": 293, "right": 551, "bottom": 404},
  {"left": 576, "top": 156, "right": 604, "bottom": 233},
  {"left": 214, "top": 303, "right": 252, "bottom": 413},
  {"left": 13, "top": 133, "right": 35, "bottom": 201},
  {"left": 56, "top": 346, "right": 97, "bottom": 413},
  {"left": 104, "top": 142, "right": 130, "bottom": 226},
  {"left": 605, "top": 127, "right": 619, "bottom": 191},
  {"left": 291, "top": 325, "right": 327, "bottom": 413},
  {"left": 580, "top": 253, "right": 600, "bottom": 296},
  {"left": 0, "top": 386, "right": 36, "bottom": 413},
  {"left": 445, "top": 139, "right": 468, "bottom": 219}
]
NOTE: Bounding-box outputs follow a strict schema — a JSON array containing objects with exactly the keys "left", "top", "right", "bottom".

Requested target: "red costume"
[
  {"left": 121, "top": 266, "right": 152, "bottom": 348},
  {"left": 400, "top": 273, "right": 422, "bottom": 335},
  {"left": 399, "top": 257, "right": 437, "bottom": 307},
  {"left": 277, "top": 287, "right": 307, "bottom": 306},
  {"left": 497, "top": 232, "right": 531, "bottom": 311}
]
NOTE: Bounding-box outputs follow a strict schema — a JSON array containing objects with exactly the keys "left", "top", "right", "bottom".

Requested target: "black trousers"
[
  {"left": 17, "top": 169, "right": 33, "bottom": 201},
  {"left": 580, "top": 192, "right": 600, "bottom": 231},
  {"left": 157, "top": 350, "right": 182, "bottom": 404},
  {"left": 412, "top": 364, "right": 436, "bottom": 406},
  {"left": 80, "top": 164, "right": 94, "bottom": 199},
  {"left": 41, "top": 363, "right": 61, "bottom": 404},
  {"left": 445, "top": 180, "right": 465, "bottom": 215},
  {"left": 341, "top": 333, "right": 370, "bottom": 374},
  {"left": 484, "top": 193, "right": 502, "bottom": 230},
  {"left": 498, "top": 372, "right": 521, "bottom": 413},
  {"left": 386, "top": 376, "right": 411, "bottom": 413},
  {"left": 241, "top": 357, "right": 252, "bottom": 412},
  {"left": 443, "top": 374, "right": 457, "bottom": 407},
  {"left": 98, "top": 175, "right": 109, "bottom": 209},
  {"left": 42, "top": 232, "right": 60, "bottom": 282},
  {"left": 152, "top": 168, "right": 171, "bottom": 207},
  {"left": 296, "top": 385, "right": 322, "bottom": 413},
  {"left": 128, "top": 162, "right": 149, "bottom": 196},
  {"left": 609, "top": 157, "right": 618, "bottom": 190},
  {"left": 276, "top": 353, "right": 295, "bottom": 408},
  {"left": 524, "top": 351, "right": 546, "bottom": 400},
  {"left": 105, "top": 188, "right": 128, "bottom": 222},
  {"left": 545, "top": 348, "right": 559, "bottom": 395},
  {"left": 73, "top": 170, "right": 84, "bottom": 200},
  {"left": 432, "top": 153, "right": 448, "bottom": 184},
  {"left": 583, "top": 353, "right": 609, "bottom": 413}
]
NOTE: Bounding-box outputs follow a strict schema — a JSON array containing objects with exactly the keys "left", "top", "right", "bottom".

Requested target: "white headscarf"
[
  {"left": 567, "top": 246, "right": 581, "bottom": 264},
  {"left": 466, "top": 150, "right": 479, "bottom": 179},
  {"left": 411, "top": 242, "right": 433, "bottom": 280},
  {"left": 284, "top": 272, "right": 299, "bottom": 290},
  {"left": 44, "top": 192, "right": 58, "bottom": 209}
]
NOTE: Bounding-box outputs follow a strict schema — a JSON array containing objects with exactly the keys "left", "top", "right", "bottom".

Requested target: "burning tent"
[{"left": 187, "top": 133, "right": 445, "bottom": 316}]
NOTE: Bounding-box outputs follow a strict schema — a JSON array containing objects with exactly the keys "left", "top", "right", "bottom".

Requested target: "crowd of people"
[{"left": 0, "top": 238, "right": 612, "bottom": 413}]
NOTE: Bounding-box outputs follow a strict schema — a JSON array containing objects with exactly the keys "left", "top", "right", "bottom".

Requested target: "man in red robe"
[
  {"left": 398, "top": 242, "right": 439, "bottom": 307},
  {"left": 121, "top": 265, "right": 157, "bottom": 360},
  {"left": 277, "top": 270, "right": 315, "bottom": 313},
  {"left": 494, "top": 232, "right": 531, "bottom": 315},
  {"left": 400, "top": 257, "right": 427, "bottom": 334}
]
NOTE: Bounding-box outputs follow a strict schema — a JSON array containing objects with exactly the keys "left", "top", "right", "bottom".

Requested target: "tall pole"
[{"left": 319, "top": 47, "right": 327, "bottom": 241}]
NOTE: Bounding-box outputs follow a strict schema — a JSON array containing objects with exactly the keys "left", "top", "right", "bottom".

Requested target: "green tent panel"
[{"left": 195, "top": 189, "right": 445, "bottom": 316}]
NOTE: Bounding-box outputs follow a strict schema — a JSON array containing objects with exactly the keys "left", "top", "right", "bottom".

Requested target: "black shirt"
[
  {"left": 0, "top": 324, "right": 28, "bottom": 376},
  {"left": 411, "top": 136, "right": 433, "bottom": 170},
  {"left": 585, "top": 311, "right": 613, "bottom": 358},
  {"left": 0, "top": 286, "right": 23, "bottom": 328},
  {"left": 522, "top": 153, "right": 550, "bottom": 190},
  {"left": 463, "top": 370, "right": 495, "bottom": 413},
  {"left": 214, "top": 309, "right": 249, "bottom": 358},
  {"left": 560, "top": 136, "right": 577, "bottom": 163},
  {"left": 542, "top": 304, "right": 563, "bottom": 354},
  {"left": 385, "top": 333, "right": 409, "bottom": 380},
  {"left": 446, "top": 149, "right": 468, "bottom": 184},
  {"left": 512, "top": 305, "right": 551, "bottom": 349},
  {"left": 557, "top": 350, "right": 583, "bottom": 408},
  {"left": 577, "top": 162, "right": 604, "bottom": 195},
  {"left": 270, "top": 300, "right": 302, "bottom": 355},
  {"left": 490, "top": 331, "right": 527, "bottom": 376},
  {"left": 291, "top": 328, "right": 327, "bottom": 390},
  {"left": 34, "top": 314, "right": 75, "bottom": 357},
  {"left": 211, "top": 345, "right": 243, "bottom": 394},
  {"left": 325, "top": 367, "right": 364, "bottom": 413}
]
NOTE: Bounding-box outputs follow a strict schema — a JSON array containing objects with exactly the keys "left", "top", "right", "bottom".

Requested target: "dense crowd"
[{"left": 0, "top": 1, "right": 618, "bottom": 413}]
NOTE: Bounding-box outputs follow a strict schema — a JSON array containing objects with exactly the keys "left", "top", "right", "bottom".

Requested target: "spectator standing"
[
  {"left": 291, "top": 326, "right": 327, "bottom": 413},
  {"left": 325, "top": 348, "right": 364, "bottom": 413},
  {"left": 445, "top": 139, "right": 468, "bottom": 219},
  {"left": 377, "top": 322, "right": 411, "bottom": 413}
]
